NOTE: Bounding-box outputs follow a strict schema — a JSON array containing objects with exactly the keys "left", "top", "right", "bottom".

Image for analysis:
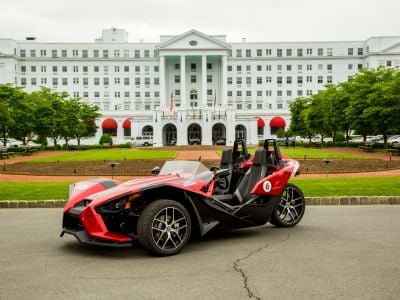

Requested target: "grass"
[
  {"left": 0, "top": 182, "right": 70, "bottom": 200},
  {"left": 0, "top": 176, "right": 399, "bottom": 200},
  {"left": 291, "top": 177, "right": 400, "bottom": 197},
  {"left": 247, "top": 147, "right": 368, "bottom": 159},
  {"left": 27, "top": 149, "right": 177, "bottom": 162}
]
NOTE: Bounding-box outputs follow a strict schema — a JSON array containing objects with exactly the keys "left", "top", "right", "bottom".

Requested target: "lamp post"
[
  {"left": 108, "top": 160, "right": 119, "bottom": 179},
  {"left": 322, "top": 158, "right": 333, "bottom": 178}
]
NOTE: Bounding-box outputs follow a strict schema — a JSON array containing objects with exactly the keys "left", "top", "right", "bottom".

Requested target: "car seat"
[
  {"left": 233, "top": 149, "right": 267, "bottom": 204},
  {"left": 214, "top": 149, "right": 233, "bottom": 194}
]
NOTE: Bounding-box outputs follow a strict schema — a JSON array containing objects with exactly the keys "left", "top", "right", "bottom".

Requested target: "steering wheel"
[
  {"left": 210, "top": 166, "right": 220, "bottom": 172},
  {"left": 216, "top": 176, "right": 229, "bottom": 190}
]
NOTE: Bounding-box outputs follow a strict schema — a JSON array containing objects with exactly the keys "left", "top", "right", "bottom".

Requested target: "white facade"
[{"left": 1, "top": 29, "right": 400, "bottom": 146}]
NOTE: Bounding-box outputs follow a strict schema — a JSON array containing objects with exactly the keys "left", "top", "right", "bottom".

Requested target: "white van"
[{"left": 131, "top": 136, "right": 153, "bottom": 147}]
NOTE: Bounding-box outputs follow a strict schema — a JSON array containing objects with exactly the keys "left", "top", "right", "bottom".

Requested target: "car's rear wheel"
[
  {"left": 270, "top": 183, "right": 305, "bottom": 227},
  {"left": 137, "top": 200, "right": 191, "bottom": 256},
  {"left": 143, "top": 142, "right": 149, "bottom": 147}
]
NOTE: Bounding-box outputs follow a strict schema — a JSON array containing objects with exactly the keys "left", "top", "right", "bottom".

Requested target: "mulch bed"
[{"left": 1, "top": 159, "right": 400, "bottom": 176}]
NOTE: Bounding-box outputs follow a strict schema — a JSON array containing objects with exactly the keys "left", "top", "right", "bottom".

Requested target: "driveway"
[{"left": 0, "top": 206, "right": 399, "bottom": 299}]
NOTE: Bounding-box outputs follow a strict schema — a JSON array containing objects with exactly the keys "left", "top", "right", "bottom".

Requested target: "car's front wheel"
[
  {"left": 270, "top": 183, "right": 305, "bottom": 227},
  {"left": 137, "top": 200, "right": 191, "bottom": 256}
]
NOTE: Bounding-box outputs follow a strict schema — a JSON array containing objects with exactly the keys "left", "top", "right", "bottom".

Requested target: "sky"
[{"left": 0, "top": 0, "right": 399, "bottom": 43}]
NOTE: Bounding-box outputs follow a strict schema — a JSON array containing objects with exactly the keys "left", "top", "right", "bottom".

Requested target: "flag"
[
  {"left": 180, "top": 113, "right": 183, "bottom": 123},
  {"left": 206, "top": 113, "right": 208, "bottom": 122},
  {"left": 169, "top": 92, "right": 174, "bottom": 114},
  {"left": 224, "top": 110, "right": 227, "bottom": 120},
  {"left": 213, "top": 91, "right": 217, "bottom": 108},
  {"left": 155, "top": 113, "right": 158, "bottom": 123},
  {"left": 218, "top": 110, "right": 221, "bottom": 120}
]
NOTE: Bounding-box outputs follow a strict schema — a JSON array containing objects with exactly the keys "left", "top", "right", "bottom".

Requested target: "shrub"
[
  {"left": 99, "top": 134, "right": 112, "bottom": 145},
  {"left": 335, "top": 132, "right": 345, "bottom": 142}
]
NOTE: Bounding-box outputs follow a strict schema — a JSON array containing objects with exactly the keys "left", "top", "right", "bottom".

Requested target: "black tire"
[
  {"left": 143, "top": 142, "right": 149, "bottom": 147},
  {"left": 270, "top": 183, "right": 305, "bottom": 228},
  {"left": 137, "top": 200, "right": 191, "bottom": 256}
]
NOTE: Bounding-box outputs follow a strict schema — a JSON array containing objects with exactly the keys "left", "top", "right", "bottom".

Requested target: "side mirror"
[{"left": 151, "top": 167, "right": 161, "bottom": 175}]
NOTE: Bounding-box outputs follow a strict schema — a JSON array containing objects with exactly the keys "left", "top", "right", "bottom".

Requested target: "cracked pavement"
[{"left": 1, "top": 207, "right": 400, "bottom": 299}]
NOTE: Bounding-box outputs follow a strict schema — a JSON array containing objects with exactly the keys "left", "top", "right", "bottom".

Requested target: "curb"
[{"left": 0, "top": 196, "right": 399, "bottom": 208}]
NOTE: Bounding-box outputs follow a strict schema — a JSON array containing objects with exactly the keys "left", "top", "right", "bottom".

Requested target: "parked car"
[
  {"left": 131, "top": 136, "right": 153, "bottom": 147},
  {"left": 214, "top": 138, "right": 226, "bottom": 145},
  {"left": 188, "top": 137, "right": 201, "bottom": 145}
]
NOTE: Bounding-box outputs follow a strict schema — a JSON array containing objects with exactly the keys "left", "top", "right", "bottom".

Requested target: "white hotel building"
[{"left": 0, "top": 28, "right": 400, "bottom": 146}]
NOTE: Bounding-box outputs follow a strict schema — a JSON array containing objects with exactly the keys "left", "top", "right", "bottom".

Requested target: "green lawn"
[
  {"left": 28, "top": 149, "right": 177, "bottom": 162},
  {"left": 0, "top": 176, "right": 399, "bottom": 200},
  {"left": 247, "top": 147, "right": 367, "bottom": 159},
  {"left": 291, "top": 177, "right": 400, "bottom": 197}
]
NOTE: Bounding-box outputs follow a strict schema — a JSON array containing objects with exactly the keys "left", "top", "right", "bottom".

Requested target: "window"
[
  {"left": 135, "top": 66, "right": 140, "bottom": 73},
  {"left": 257, "top": 65, "right": 262, "bottom": 71},
  {"left": 30, "top": 50, "right": 36, "bottom": 57},
  {"left": 266, "top": 65, "right": 272, "bottom": 71},
  {"left": 277, "top": 104, "right": 283, "bottom": 109},
  {"left": 21, "top": 66, "right": 26, "bottom": 72},
  {"left": 135, "top": 78, "right": 140, "bottom": 85},
  {"left": 306, "top": 48, "right": 312, "bottom": 55},
  {"left": 104, "top": 78, "right": 109, "bottom": 85},
  {"left": 52, "top": 78, "right": 58, "bottom": 86},
  {"left": 123, "top": 50, "right": 129, "bottom": 58},
  {"left": 82, "top": 50, "right": 88, "bottom": 58},
  {"left": 348, "top": 48, "right": 353, "bottom": 56},
  {"left": 327, "top": 64, "right": 332, "bottom": 71},
  {"left": 306, "top": 90, "right": 313, "bottom": 96},
  {"left": 135, "top": 92, "right": 140, "bottom": 98},
  {"left": 237, "top": 103, "right": 242, "bottom": 109},
  {"left": 246, "top": 77, "right": 251, "bottom": 84},
  {"left": 72, "top": 50, "right": 78, "bottom": 57},
  {"left": 93, "top": 66, "right": 99, "bottom": 72},
  {"left": 41, "top": 66, "right": 46, "bottom": 72},
  {"left": 286, "top": 76, "right": 292, "bottom": 84},
  {"left": 175, "top": 63, "right": 180, "bottom": 70},
  {"left": 257, "top": 90, "right": 262, "bottom": 96},
  {"left": 257, "top": 103, "right": 262, "bottom": 109},
  {"left": 21, "top": 78, "right": 26, "bottom": 86},
  {"left": 73, "top": 77, "right": 79, "bottom": 84},
  {"left": 103, "top": 50, "right": 108, "bottom": 58},
  {"left": 287, "top": 90, "right": 292, "bottom": 96},
  {"left": 237, "top": 77, "right": 242, "bottom": 84},
  {"left": 227, "top": 91, "right": 232, "bottom": 97},
  {"left": 83, "top": 78, "right": 88, "bottom": 85},
  {"left": 387, "top": 61, "right": 392, "bottom": 67},
  {"left": 124, "top": 78, "right": 130, "bottom": 85},
  {"left": 306, "top": 64, "right": 312, "bottom": 71},
  {"left": 246, "top": 49, "right": 251, "bottom": 57},
  {"left": 175, "top": 75, "right": 180, "bottom": 83},
  {"left": 94, "top": 78, "right": 99, "bottom": 85},
  {"left": 31, "top": 78, "right": 37, "bottom": 86},
  {"left": 83, "top": 66, "right": 88, "bottom": 73},
  {"left": 246, "top": 65, "right": 251, "bottom": 72},
  {"left": 298, "top": 65, "right": 303, "bottom": 71},
  {"left": 236, "top": 49, "right": 242, "bottom": 57},
  {"left": 318, "top": 48, "right": 323, "bottom": 56},
  {"left": 297, "top": 49, "right": 303, "bottom": 56},
  {"left": 277, "top": 91, "right": 282, "bottom": 96},
  {"left": 41, "top": 78, "right": 47, "bottom": 84},
  {"left": 256, "top": 49, "right": 262, "bottom": 56},
  {"left": 207, "top": 89, "right": 212, "bottom": 96},
  {"left": 327, "top": 76, "right": 332, "bottom": 83},
  {"left": 357, "top": 64, "right": 363, "bottom": 70},
  {"left": 358, "top": 48, "right": 363, "bottom": 55},
  {"left": 73, "top": 92, "right": 79, "bottom": 98},
  {"left": 144, "top": 50, "right": 150, "bottom": 58},
  {"left": 52, "top": 50, "right": 57, "bottom": 58},
  {"left": 277, "top": 76, "right": 282, "bottom": 84},
  {"left": 277, "top": 65, "right": 282, "bottom": 72},
  {"left": 154, "top": 66, "right": 159, "bottom": 72},
  {"left": 266, "top": 90, "right": 272, "bottom": 96},
  {"left": 62, "top": 50, "right": 67, "bottom": 57},
  {"left": 145, "top": 78, "right": 150, "bottom": 85},
  {"left": 277, "top": 49, "right": 282, "bottom": 57},
  {"left": 286, "top": 49, "right": 292, "bottom": 56},
  {"left": 20, "top": 50, "right": 26, "bottom": 57},
  {"left": 227, "top": 77, "right": 232, "bottom": 84},
  {"left": 52, "top": 66, "right": 58, "bottom": 73},
  {"left": 73, "top": 66, "right": 78, "bottom": 72},
  {"left": 40, "top": 49, "right": 46, "bottom": 56},
  {"left": 62, "top": 66, "right": 67, "bottom": 72},
  {"left": 257, "top": 77, "right": 262, "bottom": 84},
  {"left": 237, "top": 65, "right": 242, "bottom": 72},
  {"left": 348, "top": 64, "right": 353, "bottom": 70},
  {"left": 227, "top": 65, "right": 232, "bottom": 71},
  {"left": 31, "top": 66, "right": 36, "bottom": 72},
  {"left": 327, "top": 48, "right": 333, "bottom": 56},
  {"left": 318, "top": 64, "right": 323, "bottom": 71},
  {"left": 115, "top": 66, "right": 120, "bottom": 72},
  {"left": 94, "top": 92, "right": 100, "bottom": 98},
  {"left": 297, "top": 76, "right": 303, "bottom": 84},
  {"left": 134, "top": 50, "right": 140, "bottom": 58},
  {"left": 297, "top": 90, "right": 303, "bottom": 96},
  {"left": 207, "top": 63, "right": 212, "bottom": 70},
  {"left": 266, "top": 49, "right": 272, "bottom": 55},
  {"left": 247, "top": 103, "right": 252, "bottom": 109},
  {"left": 306, "top": 76, "right": 312, "bottom": 83},
  {"left": 154, "top": 91, "right": 159, "bottom": 97},
  {"left": 265, "top": 76, "right": 271, "bottom": 83},
  {"left": 317, "top": 76, "right": 323, "bottom": 83},
  {"left": 104, "top": 66, "right": 109, "bottom": 73},
  {"left": 123, "top": 66, "right": 129, "bottom": 72},
  {"left": 154, "top": 78, "right": 159, "bottom": 85},
  {"left": 191, "top": 75, "right": 196, "bottom": 83},
  {"left": 237, "top": 91, "right": 242, "bottom": 97},
  {"left": 191, "top": 63, "right": 196, "bottom": 71},
  {"left": 93, "top": 50, "right": 99, "bottom": 58},
  {"left": 286, "top": 65, "right": 292, "bottom": 71},
  {"left": 114, "top": 91, "right": 120, "bottom": 98}
]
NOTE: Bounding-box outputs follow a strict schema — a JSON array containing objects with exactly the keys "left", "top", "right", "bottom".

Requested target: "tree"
[
  {"left": 288, "top": 97, "right": 311, "bottom": 137},
  {"left": 74, "top": 102, "right": 100, "bottom": 148}
]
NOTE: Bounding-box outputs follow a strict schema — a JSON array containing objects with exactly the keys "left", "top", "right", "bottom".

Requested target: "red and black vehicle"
[{"left": 61, "top": 139, "right": 305, "bottom": 256}]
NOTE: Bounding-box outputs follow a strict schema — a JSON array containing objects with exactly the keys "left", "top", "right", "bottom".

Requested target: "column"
[
  {"left": 221, "top": 54, "right": 228, "bottom": 107},
  {"left": 117, "top": 119, "right": 124, "bottom": 141},
  {"left": 159, "top": 55, "right": 166, "bottom": 108},
  {"left": 180, "top": 55, "right": 186, "bottom": 108},
  {"left": 202, "top": 55, "right": 207, "bottom": 108}
]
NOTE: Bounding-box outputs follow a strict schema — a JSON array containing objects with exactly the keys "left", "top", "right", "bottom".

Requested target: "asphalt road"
[{"left": 0, "top": 206, "right": 399, "bottom": 300}]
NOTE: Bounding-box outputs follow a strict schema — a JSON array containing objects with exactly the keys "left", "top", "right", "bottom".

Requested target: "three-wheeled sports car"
[{"left": 61, "top": 139, "right": 305, "bottom": 256}]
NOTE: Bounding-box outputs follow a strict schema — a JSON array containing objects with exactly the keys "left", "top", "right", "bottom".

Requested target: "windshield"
[{"left": 160, "top": 160, "right": 209, "bottom": 175}]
